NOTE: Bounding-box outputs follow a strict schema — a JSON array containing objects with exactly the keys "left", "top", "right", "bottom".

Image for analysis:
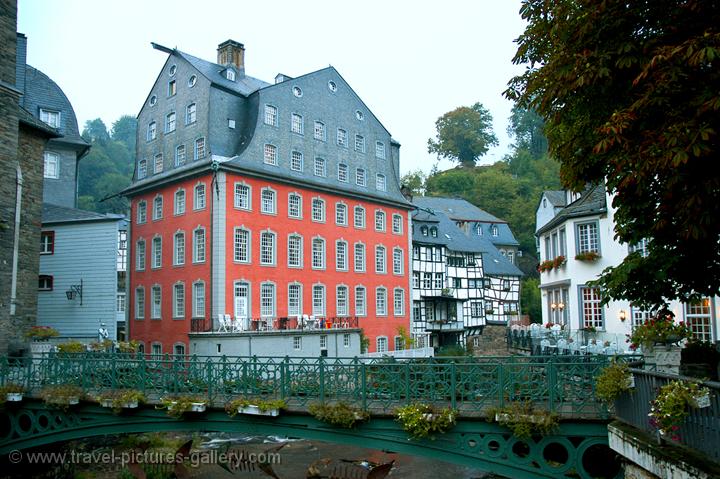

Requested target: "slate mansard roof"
[
  {"left": 414, "top": 196, "right": 520, "bottom": 247},
  {"left": 536, "top": 184, "right": 607, "bottom": 235},
  {"left": 173, "top": 48, "right": 270, "bottom": 96}
]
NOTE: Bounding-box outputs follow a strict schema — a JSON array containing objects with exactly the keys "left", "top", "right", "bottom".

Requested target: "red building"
[{"left": 125, "top": 41, "right": 412, "bottom": 355}]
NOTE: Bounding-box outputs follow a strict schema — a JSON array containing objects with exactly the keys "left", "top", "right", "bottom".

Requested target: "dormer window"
[
  {"left": 226, "top": 69, "right": 236, "bottom": 81},
  {"left": 430, "top": 227, "right": 438, "bottom": 238},
  {"left": 492, "top": 225, "right": 499, "bottom": 237},
  {"left": 476, "top": 224, "right": 483, "bottom": 236},
  {"left": 421, "top": 226, "right": 428, "bottom": 236},
  {"left": 543, "top": 198, "right": 547, "bottom": 208},
  {"left": 39, "top": 109, "right": 60, "bottom": 128}
]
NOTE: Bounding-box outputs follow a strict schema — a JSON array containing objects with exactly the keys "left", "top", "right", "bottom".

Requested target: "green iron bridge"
[{"left": 0, "top": 354, "right": 632, "bottom": 479}]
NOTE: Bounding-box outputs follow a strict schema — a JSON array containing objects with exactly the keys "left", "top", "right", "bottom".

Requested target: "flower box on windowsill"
[
  {"left": 574, "top": 251, "right": 601, "bottom": 262},
  {"left": 238, "top": 405, "right": 280, "bottom": 417}
]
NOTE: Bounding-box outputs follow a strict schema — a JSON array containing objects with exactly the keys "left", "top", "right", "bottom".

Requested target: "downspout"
[{"left": 10, "top": 165, "right": 23, "bottom": 316}]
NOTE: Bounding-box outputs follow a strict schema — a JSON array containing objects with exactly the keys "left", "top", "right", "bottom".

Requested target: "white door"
[{"left": 234, "top": 283, "right": 249, "bottom": 329}]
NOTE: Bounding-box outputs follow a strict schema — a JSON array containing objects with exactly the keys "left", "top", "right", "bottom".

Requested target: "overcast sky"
[{"left": 18, "top": 0, "right": 527, "bottom": 175}]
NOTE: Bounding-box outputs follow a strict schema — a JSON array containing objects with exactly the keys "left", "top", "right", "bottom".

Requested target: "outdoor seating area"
[
  {"left": 508, "top": 323, "right": 636, "bottom": 356},
  {"left": 210, "top": 315, "right": 359, "bottom": 334}
]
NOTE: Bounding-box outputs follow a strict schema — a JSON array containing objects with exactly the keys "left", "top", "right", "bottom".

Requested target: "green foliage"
[
  {"left": 574, "top": 251, "right": 600, "bottom": 262},
  {"left": 158, "top": 396, "right": 206, "bottom": 419},
  {"left": 395, "top": 403, "right": 457, "bottom": 439},
  {"left": 507, "top": 0, "right": 720, "bottom": 309},
  {"left": 427, "top": 103, "right": 498, "bottom": 167},
  {"left": 396, "top": 326, "right": 414, "bottom": 349},
  {"left": 57, "top": 341, "right": 86, "bottom": 353},
  {"left": 225, "top": 397, "right": 286, "bottom": 416},
  {"left": 507, "top": 106, "right": 548, "bottom": 160},
  {"left": 40, "top": 384, "right": 84, "bottom": 410},
  {"left": 627, "top": 313, "right": 692, "bottom": 350},
  {"left": 595, "top": 362, "right": 633, "bottom": 404},
  {"left": 488, "top": 401, "right": 559, "bottom": 439},
  {"left": 650, "top": 379, "right": 710, "bottom": 440},
  {"left": 520, "top": 278, "right": 542, "bottom": 323},
  {"left": 436, "top": 344, "right": 470, "bottom": 357},
  {"left": 116, "top": 340, "right": 141, "bottom": 353},
  {"left": 359, "top": 331, "right": 370, "bottom": 354},
  {"left": 400, "top": 169, "right": 427, "bottom": 196},
  {"left": 0, "top": 383, "right": 25, "bottom": 396},
  {"left": 25, "top": 326, "right": 59, "bottom": 340},
  {"left": 308, "top": 401, "right": 369, "bottom": 428},
  {"left": 78, "top": 116, "right": 135, "bottom": 214},
  {"left": 97, "top": 389, "right": 145, "bottom": 413}
]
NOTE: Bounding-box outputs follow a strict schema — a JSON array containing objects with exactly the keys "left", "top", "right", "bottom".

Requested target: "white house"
[{"left": 535, "top": 185, "right": 719, "bottom": 344}]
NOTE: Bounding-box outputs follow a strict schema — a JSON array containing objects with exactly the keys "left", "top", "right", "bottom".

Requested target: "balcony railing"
[
  {"left": 507, "top": 326, "right": 638, "bottom": 356},
  {"left": 191, "top": 316, "right": 360, "bottom": 334},
  {"left": 614, "top": 369, "right": 720, "bottom": 463}
]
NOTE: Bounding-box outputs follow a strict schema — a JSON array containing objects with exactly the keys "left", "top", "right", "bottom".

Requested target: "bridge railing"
[
  {"left": 614, "top": 368, "right": 720, "bottom": 462},
  {"left": 0, "top": 353, "right": 616, "bottom": 418}
]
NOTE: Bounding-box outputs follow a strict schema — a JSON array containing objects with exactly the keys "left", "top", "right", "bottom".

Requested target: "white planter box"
[
  {"left": 693, "top": 392, "right": 711, "bottom": 409},
  {"left": 100, "top": 399, "right": 139, "bottom": 409},
  {"left": 190, "top": 402, "right": 206, "bottom": 413},
  {"left": 6, "top": 393, "right": 23, "bottom": 402},
  {"left": 628, "top": 374, "right": 635, "bottom": 389},
  {"left": 239, "top": 405, "right": 279, "bottom": 416},
  {"left": 30, "top": 341, "right": 54, "bottom": 357}
]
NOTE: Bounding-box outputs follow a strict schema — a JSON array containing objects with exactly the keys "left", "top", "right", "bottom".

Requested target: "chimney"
[
  {"left": 217, "top": 40, "right": 245, "bottom": 75},
  {"left": 15, "top": 33, "right": 26, "bottom": 97}
]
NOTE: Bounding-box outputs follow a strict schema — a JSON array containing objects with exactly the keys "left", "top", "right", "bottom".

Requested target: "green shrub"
[
  {"left": 395, "top": 403, "right": 456, "bottom": 439},
  {"left": 488, "top": 401, "right": 559, "bottom": 439},
  {"left": 309, "top": 401, "right": 369, "bottom": 428},
  {"left": 595, "top": 362, "right": 633, "bottom": 404}
]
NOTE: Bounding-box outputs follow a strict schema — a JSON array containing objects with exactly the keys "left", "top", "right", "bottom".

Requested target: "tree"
[
  {"left": 507, "top": 106, "right": 547, "bottom": 160},
  {"left": 507, "top": 0, "right": 720, "bottom": 308},
  {"left": 400, "top": 169, "right": 427, "bottom": 196},
  {"left": 111, "top": 115, "right": 137, "bottom": 152},
  {"left": 427, "top": 103, "right": 498, "bottom": 167},
  {"left": 81, "top": 118, "right": 110, "bottom": 145}
]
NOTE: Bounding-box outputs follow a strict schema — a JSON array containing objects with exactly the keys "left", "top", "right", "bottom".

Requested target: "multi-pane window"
[
  {"left": 394, "top": 288, "right": 405, "bottom": 316},
  {"left": 336, "top": 203, "right": 347, "bottom": 226},
  {"left": 392, "top": 214, "right": 402, "bottom": 234},
  {"left": 629, "top": 238, "right": 650, "bottom": 257},
  {"left": 43, "top": 152, "right": 59, "bottom": 179},
  {"left": 151, "top": 237, "right": 162, "bottom": 268},
  {"left": 147, "top": 121, "right": 156, "bottom": 141},
  {"left": 314, "top": 121, "right": 325, "bottom": 140},
  {"left": 312, "top": 237, "right": 325, "bottom": 269},
  {"left": 264, "top": 105, "right": 278, "bottom": 126},
  {"left": 314, "top": 157, "right": 326, "bottom": 177},
  {"left": 175, "top": 145, "right": 186, "bottom": 166},
  {"left": 375, "top": 141, "right": 386, "bottom": 159},
  {"left": 38, "top": 275, "right": 53, "bottom": 291},
  {"left": 356, "top": 168, "right": 366, "bottom": 186},
  {"left": 376, "top": 337, "right": 388, "bottom": 353},
  {"left": 154, "top": 154, "right": 163, "bottom": 174},
  {"left": 422, "top": 272, "right": 432, "bottom": 289},
  {"left": 173, "top": 283, "right": 184, "bottom": 318},
  {"left": 576, "top": 222, "right": 599, "bottom": 254},
  {"left": 136, "top": 240, "right": 146, "bottom": 271},
  {"left": 186, "top": 103, "right": 196, "bottom": 124},
  {"left": 193, "top": 282, "right": 205, "bottom": 317},
  {"left": 165, "top": 112, "right": 176, "bottom": 133},
  {"left": 293, "top": 336, "right": 302, "bottom": 350},
  {"left": 354, "top": 206, "right": 365, "bottom": 228},
  {"left": 376, "top": 174, "right": 386, "bottom": 191},
  {"left": 233, "top": 228, "right": 250, "bottom": 262},
  {"left": 393, "top": 248, "right": 403, "bottom": 275},
  {"left": 355, "top": 286, "right": 366, "bottom": 316},
  {"left": 338, "top": 163, "right": 348, "bottom": 182},
  {"left": 376, "top": 288, "right": 387, "bottom": 316},
  {"left": 375, "top": 245, "right": 386, "bottom": 273},
  {"left": 288, "top": 234, "right": 302, "bottom": 267},
  {"left": 260, "top": 283, "right": 275, "bottom": 317},
  {"left": 288, "top": 283, "right": 302, "bottom": 316},
  {"left": 354, "top": 134, "right": 365, "bottom": 152},
  {"left": 194, "top": 184, "right": 205, "bottom": 209},
  {"left": 288, "top": 193, "right": 302, "bottom": 218},
  {"left": 337, "top": 128, "right": 347, "bottom": 147},
  {"left": 580, "top": 287, "right": 603, "bottom": 329},
  {"left": 311, "top": 198, "right": 325, "bottom": 222},
  {"left": 260, "top": 231, "right": 276, "bottom": 265},
  {"left": 194, "top": 137, "right": 206, "bottom": 160},
  {"left": 193, "top": 228, "right": 205, "bottom": 263},
  {"left": 40, "top": 231, "right": 54, "bottom": 254},
  {"left": 174, "top": 190, "right": 185, "bottom": 215},
  {"left": 290, "top": 151, "right": 303, "bottom": 171},
  {"left": 151, "top": 195, "right": 163, "bottom": 220},
  {"left": 336, "top": 240, "right": 348, "bottom": 271},
  {"left": 375, "top": 210, "right": 386, "bottom": 231},
  {"left": 264, "top": 144, "right": 278, "bottom": 166},
  {"left": 336, "top": 286, "right": 348, "bottom": 316},
  {"left": 174, "top": 232, "right": 185, "bottom": 266},
  {"left": 354, "top": 243, "right": 366, "bottom": 272},
  {"left": 434, "top": 272, "right": 444, "bottom": 289},
  {"left": 291, "top": 113, "right": 303, "bottom": 134},
  {"left": 686, "top": 298, "right": 713, "bottom": 342},
  {"left": 135, "top": 287, "right": 145, "bottom": 319},
  {"left": 137, "top": 159, "right": 147, "bottom": 180},
  {"left": 261, "top": 188, "right": 276, "bottom": 214},
  {"left": 117, "top": 293, "right": 126, "bottom": 313},
  {"left": 234, "top": 183, "right": 250, "bottom": 210},
  {"left": 151, "top": 285, "right": 161, "bottom": 319},
  {"left": 40, "top": 109, "right": 60, "bottom": 127},
  {"left": 312, "top": 285, "right": 326, "bottom": 316}
]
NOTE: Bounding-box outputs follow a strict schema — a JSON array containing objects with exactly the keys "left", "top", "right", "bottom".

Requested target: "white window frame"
[
  {"left": 260, "top": 230, "right": 276, "bottom": 266},
  {"left": 376, "top": 174, "right": 386, "bottom": 191},
  {"left": 579, "top": 286, "right": 603, "bottom": 329},
  {"left": 354, "top": 206, "right": 366, "bottom": 229},
  {"left": 288, "top": 283, "right": 303, "bottom": 316},
  {"left": 375, "top": 245, "right": 386, "bottom": 274},
  {"left": 264, "top": 104, "right": 278, "bottom": 126},
  {"left": 312, "top": 237, "right": 326, "bottom": 270},
  {"left": 151, "top": 236, "right": 162, "bottom": 269},
  {"left": 336, "top": 285, "right": 349, "bottom": 316},
  {"left": 137, "top": 201, "right": 147, "bottom": 224},
  {"left": 233, "top": 227, "right": 251, "bottom": 263},
  {"left": 354, "top": 134, "right": 365, "bottom": 153},
  {"left": 392, "top": 214, "right": 403, "bottom": 234},
  {"left": 234, "top": 182, "right": 251, "bottom": 210},
  {"left": 375, "top": 210, "right": 386, "bottom": 232},
  {"left": 288, "top": 234, "right": 303, "bottom": 268},
  {"left": 151, "top": 285, "right": 162, "bottom": 319},
  {"left": 336, "top": 240, "right": 348, "bottom": 271},
  {"left": 355, "top": 286, "right": 366, "bottom": 317},
  {"left": 135, "top": 239, "right": 146, "bottom": 271},
  {"left": 173, "top": 231, "right": 185, "bottom": 266},
  {"left": 376, "top": 287, "right": 387, "bottom": 316},
  {"left": 165, "top": 111, "right": 176, "bottom": 133},
  {"left": 356, "top": 168, "right": 366, "bottom": 186},
  {"left": 137, "top": 159, "right": 147, "bottom": 180},
  {"left": 312, "top": 284, "right": 326, "bottom": 317},
  {"left": 393, "top": 247, "right": 403, "bottom": 275},
  {"left": 338, "top": 163, "right": 348, "bottom": 182},
  {"left": 186, "top": 103, "right": 196, "bottom": 125},
  {"left": 40, "top": 108, "right": 60, "bottom": 128},
  {"left": 311, "top": 197, "right": 326, "bottom": 223},
  {"left": 375, "top": 141, "right": 386, "bottom": 159},
  {"left": 173, "top": 283, "right": 185, "bottom": 318},
  {"left": 43, "top": 152, "right": 59, "bottom": 179},
  {"left": 260, "top": 282, "right": 276, "bottom": 318},
  {"left": 135, "top": 287, "right": 145, "bottom": 319},
  {"left": 192, "top": 281, "right": 206, "bottom": 318},
  {"left": 194, "top": 183, "right": 206, "bottom": 210},
  {"left": 174, "top": 189, "right": 185, "bottom": 215},
  {"left": 354, "top": 242, "right": 366, "bottom": 272},
  {"left": 264, "top": 144, "right": 278, "bottom": 166},
  {"left": 194, "top": 137, "right": 206, "bottom": 160},
  {"left": 193, "top": 227, "right": 206, "bottom": 263},
  {"left": 394, "top": 288, "right": 405, "bottom": 316},
  {"left": 153, "top": 153, "right": 163, "bottom": 174},
  {"left": 290, "top": 150, "right": 303, "bottom": 172},
  {"left": 314, "top": 121, "right": 325, "bottom": 141},
  {"left": 291, "top": 113, "right": 304, "bottom": 135},
  {"left": 337, "top": 128, "right": 347, "bottom": 147},
  {"left": 335, "top": 202, "right": 348, "bottom": 226},
  {"left": 314, "top": 157, "right": 326, "bottom": 177},
  {"left": 288, "top": 193, "right": 302, "bottom": 219},
  {"left": 260, "top": 188, "right": 277, "bottom": 215}
]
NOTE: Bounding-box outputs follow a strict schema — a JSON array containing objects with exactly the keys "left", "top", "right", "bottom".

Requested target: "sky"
[{"left": 17, "top": 0, "right": 527, "bottom": 176}]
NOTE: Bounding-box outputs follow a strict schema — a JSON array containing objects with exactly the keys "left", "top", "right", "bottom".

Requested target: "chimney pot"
[{"left": 217, "top": 39, "right": 245, "bottom": 74}]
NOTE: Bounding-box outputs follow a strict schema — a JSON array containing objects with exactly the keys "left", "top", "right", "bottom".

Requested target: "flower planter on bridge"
[
  {"left": 5, "top": 393, "right": 23, "bottom": 402},
  {"left": 239, "top": 405, "right": 280, "bottom": 417},
  {"left": 100, "top": 399, "right": 139, "bottom": 410}
]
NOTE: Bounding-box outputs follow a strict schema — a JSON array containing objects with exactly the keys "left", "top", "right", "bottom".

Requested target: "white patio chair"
[{"left": 218, "top": 314, "right": 230, "bottom": 333}]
